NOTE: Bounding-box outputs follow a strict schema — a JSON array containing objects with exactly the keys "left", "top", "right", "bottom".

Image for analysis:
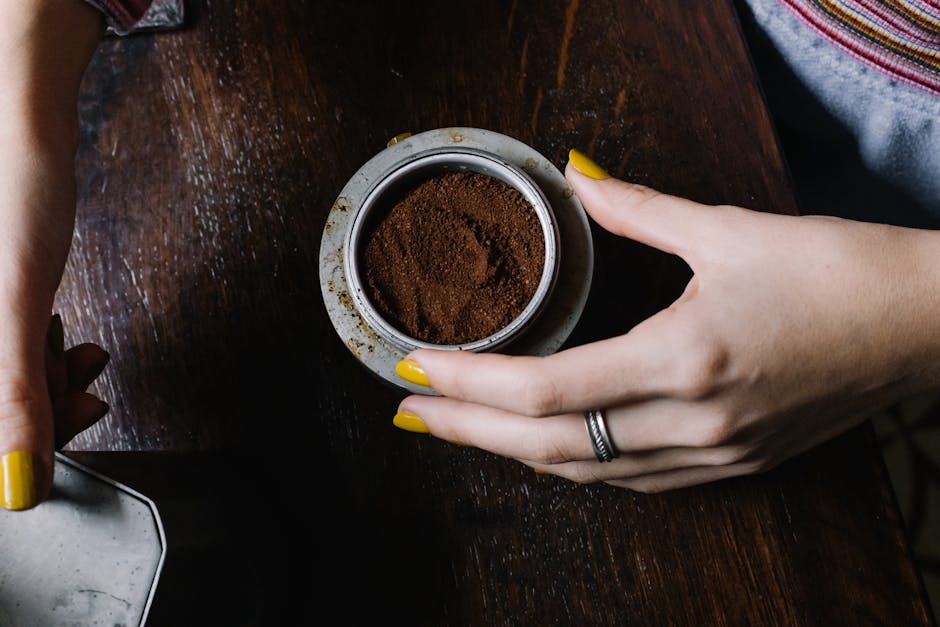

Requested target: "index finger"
[{"left": 564, "top": 158, "right": 718, "bottom": 265}]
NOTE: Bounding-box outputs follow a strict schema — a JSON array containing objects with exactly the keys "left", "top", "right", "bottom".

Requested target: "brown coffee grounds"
[{"left": 362, "top": 171, "right": 545, "bottom": 345}]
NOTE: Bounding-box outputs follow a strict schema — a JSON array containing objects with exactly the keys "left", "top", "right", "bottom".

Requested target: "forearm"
[
  {"left": 0, "top": 0, "right": 104, "bottom": 152},
  {"left": 0, "top": 0, "right": 104, "bottom": 363}
]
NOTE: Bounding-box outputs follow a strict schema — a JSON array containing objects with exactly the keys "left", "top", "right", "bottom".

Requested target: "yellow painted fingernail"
[
  {"left": 387, "top": 132, "right": 412, "bottom": 147},
  {"left": 395, "top": 359, "right": 430, "bottom": 387},
  {"left": 393, "top": 411, "right": 430, "bottom": 434},
  {"left": 534, "top": 468, "right": 546, "bottom": 475},
  {"left": 568, "top": 149, "right": 609, "bottom": 180},
  {"left": 1, "top": 451, "right": 39, "bottom": 511}
]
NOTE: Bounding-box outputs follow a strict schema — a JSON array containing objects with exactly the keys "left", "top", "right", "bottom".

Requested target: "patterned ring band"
[{"left": 584, "top": 408, "right": 619, "bottom": 463}]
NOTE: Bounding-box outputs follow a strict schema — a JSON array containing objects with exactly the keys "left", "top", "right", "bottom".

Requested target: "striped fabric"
[
  {"left": 84, "top": 0, "right": 153, "bottom": 35},
  {"left": 778, "top": 0, "right": 940, "bottom": 96}
]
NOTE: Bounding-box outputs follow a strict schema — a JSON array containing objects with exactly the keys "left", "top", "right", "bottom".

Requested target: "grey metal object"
[
  {"left": 0, "top": 453, "right": 165, "bottom": 627},
  {"left": 320, "top": 127, "right": 594, "bottom": 394},
  {"left": 344, "top": 148, "right": 561, "bottom": 354},
  {"left": 106, "top": 0, "right": 186, "bottom": 35}
]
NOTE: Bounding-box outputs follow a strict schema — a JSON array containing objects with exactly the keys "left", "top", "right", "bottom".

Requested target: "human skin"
[
  {"left": 0, "top": 0, "right": 110, "bottom": 510},
  {"left": 393, "top": 149, "right": 940, "bottom": 492}
]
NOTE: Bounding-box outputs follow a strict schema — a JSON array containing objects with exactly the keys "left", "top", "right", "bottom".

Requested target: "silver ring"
[{"left": 584, "top": 409, "right": 618, "bottom": 463}]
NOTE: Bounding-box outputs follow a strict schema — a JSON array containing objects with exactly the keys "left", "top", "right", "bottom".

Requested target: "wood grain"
[{"left": 62, "top": 1, "right": 932, "bottom": 624}]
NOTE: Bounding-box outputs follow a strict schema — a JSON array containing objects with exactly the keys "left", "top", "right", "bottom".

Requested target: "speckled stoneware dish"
[{"left": 319, "top": 127, "right": 594, "bottom": 394}]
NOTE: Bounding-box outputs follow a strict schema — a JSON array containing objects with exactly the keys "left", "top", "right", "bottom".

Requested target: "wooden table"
[{"left": 62, "top": 1, "right": 934, "bottom": 624}]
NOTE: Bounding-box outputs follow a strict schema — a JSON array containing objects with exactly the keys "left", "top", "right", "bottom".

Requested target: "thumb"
[
  {"left": 0, "top": 314, "right": 58, "bottom": 511},
  {"left": 565, "top": 149, "right": 716, "bottom": 262}
]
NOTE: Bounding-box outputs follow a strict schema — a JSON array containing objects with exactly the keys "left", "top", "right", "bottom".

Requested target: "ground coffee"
[{"left": 362, "top": 171, "right": 545, "bottom": 345}]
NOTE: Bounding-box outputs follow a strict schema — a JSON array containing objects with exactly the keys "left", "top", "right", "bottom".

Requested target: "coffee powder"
[{"left": 362, "top": 171, "right": 545, "bottom": 345}]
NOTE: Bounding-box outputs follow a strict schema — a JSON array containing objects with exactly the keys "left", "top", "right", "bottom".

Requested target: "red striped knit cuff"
[{"left": 84, "top": 0, "right": 153, "bottom": 35}]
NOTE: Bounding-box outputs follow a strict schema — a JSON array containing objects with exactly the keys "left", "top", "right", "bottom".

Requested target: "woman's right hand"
[{"left": 392, "top": 150, "right": 940, "bottom": 493}]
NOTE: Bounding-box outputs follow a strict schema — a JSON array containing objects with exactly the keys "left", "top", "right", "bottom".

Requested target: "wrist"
[{"left": 894, "top": 228, "right": 940, "bottom": 392}]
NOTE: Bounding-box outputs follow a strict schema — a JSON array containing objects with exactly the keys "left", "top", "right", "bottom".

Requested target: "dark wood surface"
[{"left": 61, "top": 1, "right": 933, "bottom": 625}]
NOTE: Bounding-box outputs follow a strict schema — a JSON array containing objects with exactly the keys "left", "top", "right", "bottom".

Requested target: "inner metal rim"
[{"left": 344, "top": 148, "right": 561, "bottom": 353}]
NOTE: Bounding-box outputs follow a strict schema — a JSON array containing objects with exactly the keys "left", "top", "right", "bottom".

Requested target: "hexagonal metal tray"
[{"left": 0, "top": 453, "right": 165, "bottom": 626}]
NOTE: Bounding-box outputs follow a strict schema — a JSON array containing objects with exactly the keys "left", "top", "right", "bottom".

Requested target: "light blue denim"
[{"left": 737, "top": 0, "right": 940, "bottom": 228}]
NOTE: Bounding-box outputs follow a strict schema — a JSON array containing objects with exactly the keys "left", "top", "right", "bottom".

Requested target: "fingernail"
[
  {"left": 568, "top": 149, "right": 609, "bottom": 180},
  {"left": 395, "top": 359, "right": 430, "bottom": 387},
  {"left": 1, "top": 450, "right": 40, "bottom": 511},
  {"left": 393, "top": 411, "right": 430, "bottom": 434},
  {"left": 386, "top": 132, "right": 412, "bottom": 147},
  {"left": 534, "top": 468, "right": 546, "bottom": 475},
  {"left": 94, "top": 400, "right": 110, "bottom": 420},
  {"left": 48, "top": 314, "right": 64, "bottom": 358},
  {"left": 447, "top": 440, "right": 470, "bottom": 447}
]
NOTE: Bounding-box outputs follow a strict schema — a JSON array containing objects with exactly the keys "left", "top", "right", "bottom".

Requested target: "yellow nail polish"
[
  {"left": 534, "top": 468, "right": 546, "bottom": 475},
  {"left": 393, "top": 411, "right": 430, "bottom": 434},
  {"left": 568, "top": 149, "right": 609, "bottom": 180},
  {"left": 395, "top": 359, "right": 430, "bottom": 387},
  {"left": 1, "top": 451, "right": 39, "bottom": 511},
  {"left": 387, "top": 132, "right": 413, "bottom": 147}
]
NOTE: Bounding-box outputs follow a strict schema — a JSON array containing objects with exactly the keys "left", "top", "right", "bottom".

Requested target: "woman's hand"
[{"left": 391, "top": 149, "right": 940, "bottom": 493}]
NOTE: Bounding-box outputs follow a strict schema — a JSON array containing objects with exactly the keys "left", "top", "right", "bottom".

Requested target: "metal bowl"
[{"left": 343, "top": 148, "right": 560, "bottom": 353}]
